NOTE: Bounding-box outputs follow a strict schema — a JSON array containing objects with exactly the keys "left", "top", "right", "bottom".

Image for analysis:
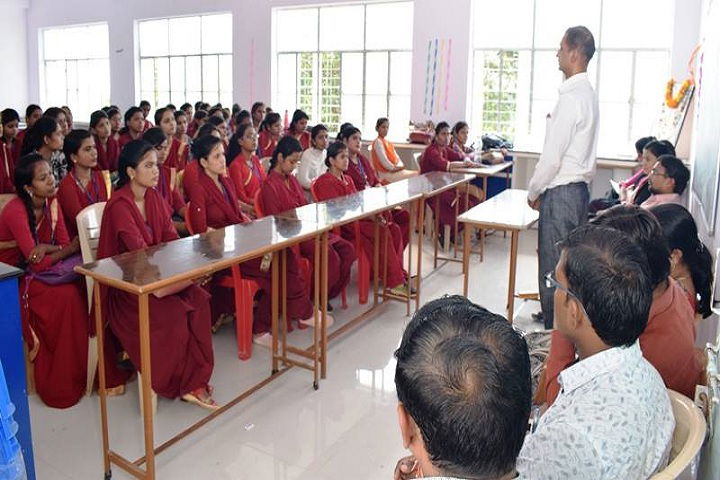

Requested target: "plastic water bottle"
[{"left": 0, "top": 450, "right": 27, "bottom": 480}]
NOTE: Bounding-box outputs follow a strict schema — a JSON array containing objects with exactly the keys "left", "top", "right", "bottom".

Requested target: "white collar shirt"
[{"left": 517, "top": 341, "right": 674, "bottom": 480}]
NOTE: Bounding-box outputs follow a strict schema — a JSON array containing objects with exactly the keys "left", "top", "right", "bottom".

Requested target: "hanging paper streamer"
[
  {"left": 424, "top": 40, "right": 432, "bottom": 114},
  {"left": 435, "top": 39, "right": 446, "bottom": 115},
  {"left": 424, "top": 38, "right": 453, "bottom": 116},
  {"left": 444, "top": 39, "right": 452, "bottom": 112},
  {"left": 430, "top": 39, "right": 439, "bottom": 114}
]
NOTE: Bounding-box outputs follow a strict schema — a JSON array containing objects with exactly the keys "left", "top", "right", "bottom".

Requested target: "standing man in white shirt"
[{"left": 528, "top": 26, "right": 599, "bottom": 329}]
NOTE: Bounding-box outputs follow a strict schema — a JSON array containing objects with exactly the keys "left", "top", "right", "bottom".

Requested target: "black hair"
[
  {"left": 657, "top": 154, "right": 690, "bottom": 194},
  {"left": 106, "top": 107, "right": 121, "bottom": 120},
  {"left": 14, "top": 153, "right": 51, "bottom": 244},
  {"left": 564, "top": 26, "right": 596, "bottom": 62},
  {"left": 226, "top": 122, "right": 255, "bottom": 165},
  {"left": 194, "top": 101, "right": 203, "bottom": 111},
  {"left": 559, "top": 224, "right": 652, "bottom": 346},
  {"left": 310, "top": 124, "right": 328, "bottom": 146},
  {"left": 236, "top": 109, "right": 251, "bottom": 125},
  {"left": 338, "top": 126, "right": 361, "bottom": 142},
  {"left": 180, "top": 102, "right": 192, "bottom": 112},
  {"left": 260, "top": 112, "right": 281, "bottom": 133},
  {"left": 25, "top": 104, "right": 42, "bottom": 121},
  {"left": 208, "top": 106, "right": 223, "bottom": 118},
  {"left": 635, "top": 136, "right": 656, "bottom": 155},
  {"left": 375, "top": 117, "right": 389, "bottom": 131},
  {"left": 270, "top": 136, "right": 303, "bottom": 170},
  {"left": 174, "top": 110, "right": 187, "bottom": 122},
  {"left": 394, "top": 295, "right": 531, "bottom": 479},
  {"left": 166, "top": 103, "right": 177, "bottom": 111},
  {"left": 62, "top": 129, "right": 92, "bottom": 161},
  {"left": 289, "top": 109, "right": 309, "bottom": 132},
  {"left": 451, "top": 121, "right": 468, "bottom": 136},
  {"left": 142, "top": 127, "right": 167, "bottom": 148},
  {"left": 196, "top": 123, "right": 220, "bottom": 140},
  {"left": 120, "top": 106, "right": 143, "bottom": 135},
  {"left": 325, "top": 141, "right": 348, "bottom": 168},
  {"left": 435, "top": 121, "right": 450, "bottom": 136},
  {"left": 44, "top": 107, "right": 65, "bottom": 123},
  {"left": 117, "top": 139, "right": 155, "bottom": 188},
  {"left": 644, "top": 139, "right": 675, "bottom": 158},
  {"left": 208, "top": 116, "right": 225, "bottom": 128},
  {"left": 193, "top": 110, "right": 208, "bottom": 121},
  {"left": 232, "top": 103, "right": 241, "bottom": 114},
  {"left": 1, "top": 108, "right": 20, "bottom": 125},
  {"left": 251, "top": 102, "right": 265, "bottom": 115},
  {"left": 191, "top": 134, "right": 223, "bottom": 164},
  {"left": 139, "top": 100, "right": 151, "bottom": 108},
  {"left": 651, "top": 204, "right": 714, "bottom": 318},
  {"left": 336, "top": 122, "right": 355, "bottom": 141},
  {"left": 154, "top": 107, "right": 171, "bottom": 127},
  {"left": 21, "top": 116, "right": 59, "bottom": 156},
  {"left": 89, "top": 110, "right": 109, "bottom": 129},
  {"left": 591, "top": 205, "right": 670, "bottom": 289}
]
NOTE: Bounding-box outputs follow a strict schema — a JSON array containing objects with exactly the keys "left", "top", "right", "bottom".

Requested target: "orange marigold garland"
[{"left": 665, "top": 78, "right": 693, "bottom": 109}]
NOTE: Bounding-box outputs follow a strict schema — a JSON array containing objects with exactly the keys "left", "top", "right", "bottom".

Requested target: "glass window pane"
[
  {"left": 340, "top": 94, "right": 363, "bottom": 133},
  {"left": 365, "top": 52, "right": 388, "bottom": 95},
  {"left": 43, "top": 29, "right": 66, "bottom": 60},
  {"left": 156, "top": 91, "right": 171, "bottom": 110},
  {"left": 171, "top": 91, "right": 186, "bottom": 105},
  {"left": 139, "top": 19, "right": 169, "bottom": 57},
  {"left": 473, "top": 0, "right": 533, "bottom": 49},
  {"left": 276, "top": 8, "right": 318, "bottom": 52},
  {"left": 388, "top": 95, "right": 411, "bottom": 142},
  {"left": 298, "top": 53, "right": 316, "bottom": 120},
  {"left": 320, "top": 52, "right": 341, "bottom": 126},
  {"left": 45, "top": 61, "right": 67, "bottom": 106},
  {"left": 155, "top": 57, "right": 170, "bottom": 94},
  {"left": 202, "top": 91, "right": 219, "bottom": 105},
  {"left": 532, "top": 51, "right": 562, "bottom": 101},
  {"left": 341, "top": 53, "right": 363, "bottom": 95},
  {"left": 601, "top": 0, "right": 673, "bottom": 48},
  {"left": 634, "top": 51, "right": 669, "bottom": 103},
  {"left": 534, "top": 0, "right": 601, "bottom": 49},
  {"left": 202, "top": 14, "right": 232, "bottom": 54},
  {"left": 598, "top": 103, "right": 630, "bottom": 156},
  {"left": 366, "top": 2, "right": 413, "bottom": 50},
  {"left": 390, "top": 52, "right": 412, "bottom": 96},
  {"left": 186, "top": 56, "right": 202, "bottom": 92},
  {"left": 140, "top": 58, "right": 155, "bottom": 94},
  {"left": 86, "top": 24, "right": 109, "bottom": 59},
  {"left": 364, "top": 94, "right": 388, "bottom": 134},
  {"left": 219, "top": 54, "right": 233, "bottom": 94},
  {"left": 277, "top": 53, "right": 298, "bottom": 108},
  {"left": 597, "top": 51, "right": 632, "bottom": 103},
  {"left": 202, "top": 55, "right": 219, "bottom": 93},
  {"left": 319, "top": 6, "right": 365, "bottom": 51},
  {"left": 170, "top": 57, "right": 186, "bottom": 94},
  {"left": 169, "top": 16, "right": 201, "bottom": 56},
  {"left": 66, "top": 27, "right": 90, "bottom": 60}
]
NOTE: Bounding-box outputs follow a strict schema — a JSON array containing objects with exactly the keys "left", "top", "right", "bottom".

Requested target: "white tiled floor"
[{"left": 30, "top": 229, "right": 545, "bottom": 480}]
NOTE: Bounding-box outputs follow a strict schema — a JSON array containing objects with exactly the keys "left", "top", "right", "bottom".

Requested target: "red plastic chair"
[
  {"left": 185, "top": 204, "right": 261, "bottom": 360},
  {"left": 310, "top": 181, "right": 366, "bottom": 306}
]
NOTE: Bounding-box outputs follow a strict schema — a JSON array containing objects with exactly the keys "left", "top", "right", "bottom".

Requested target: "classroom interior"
[{"left": 1, "top": 0, "right": 720, "bottom": 479}]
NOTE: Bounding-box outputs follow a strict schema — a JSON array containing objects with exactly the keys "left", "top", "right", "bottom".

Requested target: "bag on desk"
[{"left": 481, "top": 133, "right": 513, "bottom": 151}]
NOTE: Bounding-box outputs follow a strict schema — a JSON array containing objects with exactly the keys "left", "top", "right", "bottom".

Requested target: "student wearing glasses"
[{"left": 640, "top": 154, "right": 690, "bottom": 209}]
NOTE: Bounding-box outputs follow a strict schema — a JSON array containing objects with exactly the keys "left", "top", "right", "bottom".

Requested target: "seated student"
[
  {"left": 0, "top": 121, "right": 13, "bottom": 193},
  {"left": 520, "top": 224, "right": 674, "bottom": 479},
  {"left": 641, "top": 154, "right": 690, "bottom": 208},
  {"left": 258, "top": 112, "right": 282, "bottom": 159},
  {"left": 228, "top": 103, "right": 241, "bottom": 134},
  {"left": 589, "top": 135, "right": 656, "bottom": 213},
  {"left": 0, "top": 154, "right": 87, "bottom": 408},
  {"left": 259, "top": 136, "right": 356, "bottom": 314},
  {"left": 139, "top": 100, "right": 153, "bottom": 131},
  {"left": 44, "top": 107, "right": 70, "bottom": 136},
  {"left": 314, "top": 141, "right": 411, "bottom": 296},
  {"left": 251, "top": 101, "right": 266, "bottom": 131},
  {"left": 227, "top": 123, "right": 265, "bottom": 217},
  {"left": 235, "top": 109, "right": 252, "bottom": 131},
  {"left": 118, "top": 106, "right": 145, "bottom": 151},
  {"left": 16, "top": 104, "right": 43, "bottom": 151},
  {"left": 183, "top": 124, "right": 223, "bottom": 199},
  {"left": 106, "top": 107, "right": 122, "bottom": 142},
  {"left": 188, "top": 109, "right": 208, "bottom": 139},
  {"left": 450, "top": 121, "right": 474, "bottom": 156},
  {"left": 180, "top": 103, "right": 194, "bottom": 124},
  {"left": 90, "top": 110, "right": 119, "bottom": 173},
  {"left": 420, "top": 122, "right": 481, "bottom": 241},
  {"left": 1, "top": 108, "right": 21, "bottom": 165},
  {"left": 174, "top": 109, "right": 192, "bottom": 154},
  {"left": 371, "top": 117, "right": 417, "bottom": 183},
  {"left": 21, "top": 116, "right": 67, "bottom": 183},
  {"left": 296, "top": 124, "right": 329, "bottom": 192},
  {"left": 61, "top": 106, "right": 74, "bottom": 131},
  {"left": 285, "top": 109, "right": 311, "bottom": 150},
  {"left": 96, "top": 139, "right": 218, "bottom": 410},
  {"left": 651, "top": 203, "right": 714, "bottom": 318},
  {"left": 155, "top": 107, "right": 187, "bottom": 171},
  {"left": 393, "top": 296, "right": 531, "bottom": 480},
  {"left": 142, "top": 127, "right": 187, "bottom": 235},
  {"left": 623, "top": 139, "right": 675, "bottom": 206},
  {"left": 544, "top": 205, "right": 704, "bottom": 404},
  {"left": 207, "top": 115, "right": 230, "bottom": 151},
  {"left": 56, "top": 129, "right": 109, "bottom": 239}
]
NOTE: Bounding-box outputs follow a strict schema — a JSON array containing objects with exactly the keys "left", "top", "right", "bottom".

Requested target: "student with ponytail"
[
  {"left": 257, "top": 111, "right": 282, "bottom": 158},
  {"left": 90, "top": 110, "right": 119, "bottom": 172},
  {"left": 285, "top": 109, "right": 311, "bottom": 150},
  {"left": 118, "top": 106, "right": 145, "bottom": 150},
  {"left": 155, "top": 107, "right": 187, "bottom": 170},
  {"left": 227, "top": 123, "right": 265, "bottom": 216},
  {"left": 0, "top": 154, "right": 88, "bottom": 408}
]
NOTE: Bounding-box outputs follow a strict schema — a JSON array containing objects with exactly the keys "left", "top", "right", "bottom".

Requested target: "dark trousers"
[{"left": 538, "top": 182, "right": 589, "bottom": 329}]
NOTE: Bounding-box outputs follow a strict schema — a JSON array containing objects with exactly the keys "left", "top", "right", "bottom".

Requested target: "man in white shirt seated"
[
  {"left": 517, "top": 224, "right": 674, "bottom": 479},
  {"left": 393, "top": 295, "right": 532, "bottom": 480}
]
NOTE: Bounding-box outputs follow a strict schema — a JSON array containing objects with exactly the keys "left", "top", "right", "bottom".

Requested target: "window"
[
  {"left": 41, "top": 23, "right": 110, "bottom": 121},
  {"left": 273, "top": 2, "right": 413, "bottom": 140},
  {"left": 137, "top": 13, "right": 232, "bottom": 109},
  {"left": 470, "top": 0, "right": 673, "bottom": 157}
]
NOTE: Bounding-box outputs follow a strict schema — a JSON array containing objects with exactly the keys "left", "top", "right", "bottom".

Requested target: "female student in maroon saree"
[
  {"left": 56, "top": 130, "right": 109, "bottom": 239},
  {"left": 313, "top": 142, "right": 411, "bottom": 295},
  {"left": 227, "top": 123, "right": 265, "bottom": 217},
  {"left": 118, "top": 107, "right": 145, "bottom": 151},
  {"left": 156, "top": 107, "right": 188, "bottom": 171},
  {"left": 96, "top": 139, "right": 218, "bottom": 410},
  {"left": 421, "top": 121, "right": 480, "bottom": 240},
  {"left": 90, "top": 110, "right": 119, "bottom": 172},
  {"left": 259, "top": 136, "right": 356, "bottom": 313},
  {"left": 143, "top": 128, "right": 187, "bottom": 235},
  {"left": 0, "top": 122, "right": 14, "bottom": 193},
  {"left": 0, "top": 154, "right": 88, "bottom": 408},
  {"left": 285, "top": 109, "right": 311, "bottom": 150},
  {"left": 257, "top": 112, "right": 282, "bottom": 159}
]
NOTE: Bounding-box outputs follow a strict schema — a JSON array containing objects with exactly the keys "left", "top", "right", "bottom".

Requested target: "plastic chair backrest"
[
  {"left": 76, "top": 202, "right": 106, "bottom": 310},
  {"left": 650, "top": 389, "right": 707, "bottom": 479}
]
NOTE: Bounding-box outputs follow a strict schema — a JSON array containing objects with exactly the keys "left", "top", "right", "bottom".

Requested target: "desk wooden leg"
[
  {"left": 281, "top": 249, "right": 288, "bottom": 364},
  {"left": 373, "top": 218, "right": 380, "bottom": 306},
  {"left": 313, "top": 237, "right": 320, "bottom": 389},
  {"left": 321, "top": 232, "right": 329, "bottom": 380},
  {"left": 271, "top": 251, "right": 279, "bottom": 374},
  {"left": 433, "top": 196, "right": 439, "bottom": 269},
  {"left": 463, "top": 225, "right": 471, "bottom": 297},
  {"left": 406, "top": 203, "right": 414, "bottom": 317},
  {"left": 382, "top": 222, "right": 389, "bottom": 303},
  {"left": 138, "top": 293, "right": 155, "bottom": 480},
  {"left": 415, "top": 199, "right": 424, "bottom": 312},
  {"left": 453, "top": 189, "right": 460, "bottom": 258},
  {"left": 507, "top": 230, "right": 519, "bottom": 322},
  {"left": 93, "top": 286, "right": 111, "bottom": 478}
]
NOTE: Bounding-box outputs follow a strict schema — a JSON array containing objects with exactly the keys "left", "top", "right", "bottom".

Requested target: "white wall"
[{"left": 0, "top": 0, "right": 29, "bottom": 111}]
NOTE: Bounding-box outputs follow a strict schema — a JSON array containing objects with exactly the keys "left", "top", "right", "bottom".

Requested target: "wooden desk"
[
  {"left": 459, "top": 189, "right": 539, "bottom": 321},
  {"left": 454, "top": 160, "right": 513, "bottom": 194},
  {"left": 75, "top": 215, "right": 331, "bottom": 480}
]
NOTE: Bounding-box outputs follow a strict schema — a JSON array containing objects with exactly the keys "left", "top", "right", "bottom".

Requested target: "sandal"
[{"left": 181, "top": 387, "right": 220, "bottom": 411}]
